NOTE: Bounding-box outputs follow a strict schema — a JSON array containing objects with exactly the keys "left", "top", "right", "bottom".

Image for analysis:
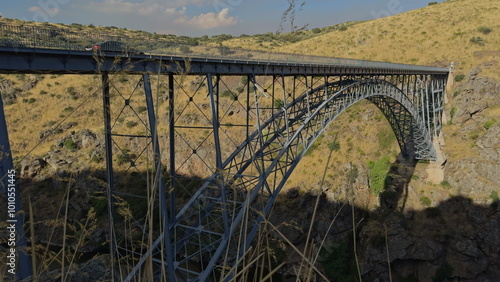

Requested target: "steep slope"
[{"left": 277, "top": 0, "right": 500, "bottom": 78}]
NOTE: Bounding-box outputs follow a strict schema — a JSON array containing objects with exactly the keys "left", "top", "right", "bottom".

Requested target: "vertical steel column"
[
  {"left": 246, "top": 74, "right": 251, "bottom": 139},
  {"left": 102, "top": 72, "right": 116, "bottom": 280},
  {"left": 0, "top": 94, "right": 32, "bottom": 280},
  {"left": 282, "top": 75, "right": 290, "bottom": 142},
  {"left": 206, "top": 73, "right": 229, "bottom": 236},
  {"left": 430, "top": 79, "right": 437, "bottom": 137},
  {"left": 142, "top": 73, "right": 175, "bottom": 281},
  {"left": 437, "top": 77, "right": 445, "bottom": 134},
  {"left": 272, "top": 75, "right": 276, "bottom": 115},
  {"left": 425, "top": 76, "right": 432, "bottom": 139},
  {"left": 304, "top": 75, "right": 311, "bottom": 116},
  {"left": 324, "top": 75, "right": 329, "bottom": 101},
  {"left": 168, "top": 73, "right": 176, "bottom": 220}
]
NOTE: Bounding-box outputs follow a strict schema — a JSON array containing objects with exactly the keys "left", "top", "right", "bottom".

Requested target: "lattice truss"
[{"left": 106, "top": 72, "right": 446, "bottom": 281}]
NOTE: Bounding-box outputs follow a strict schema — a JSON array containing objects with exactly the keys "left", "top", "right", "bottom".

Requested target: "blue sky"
[{"left": 0, "top": 0, "right": 443, "bottom": 36}]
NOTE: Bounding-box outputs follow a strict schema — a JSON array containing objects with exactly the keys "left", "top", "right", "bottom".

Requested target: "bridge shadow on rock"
[
  {"left": 379, "top": 154, "right": 418, "bottom": 213},
  {"left": 268, "top": 153, "right": 499, "bottom": 281},
  {"left": 1, "top": 165, "right": 499, "bottom": 282}
]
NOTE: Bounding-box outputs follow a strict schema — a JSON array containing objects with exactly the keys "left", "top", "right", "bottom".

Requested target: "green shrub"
[
  {"left": 367, "top": 156, "right": 391, "bottom": 195},
  {"left": 483, "top": 118, "right": 497, "bottom": 130},
  {"left": 117, "top": 150, "right": 136, "bottom": 165},
  {"left": 420, "top": 196, "right": 431, "bottom": 207},
  {"left": 490, "top": 191, "right": 499, "bottom": 201},
  {"left": 90, "top": 194, "right": 107, "bottom": 218},
  {"left": 39, "top": 90, "right": 48, "bottom": 95},
  {"left": 491, "top": 191, "right": 499, "bottom": 209},
  {"left": 454, "top": 74, "right": 465, "bottom": 82},
  {"left": 470, "top": 133, "right": 479, "bottom": 140},
  {"left": 27, "top": 98, "right": 36, "bottom": 104},
  {"left": 477, "top": 26, "right": 492, "bottom": 35},
  {"left": 440, "top": 180, "right": 451, "bottom": 188},
  {"left": 470, "top": 36, "right": 485, "bottom": 45},
  {"left": 63, "top": 139, "right": 77, "bottom": 151},
  {"left": 450, "top": 106, "right": 458, "bottom": 120},
  {"left": 428, "top": 1, "right": 438, "bottom": 5},
  {"left": 137, "top": 106, "right": 147, "bottom": 113},
  {"left": 311, "top": 27, "right": 321, "bottom": 34},
  {"left": 126, "top": 121, "right": 138, "bottom": 128},
  {"left": 221, "top": 90, "right": 236, "bottom": 99}
]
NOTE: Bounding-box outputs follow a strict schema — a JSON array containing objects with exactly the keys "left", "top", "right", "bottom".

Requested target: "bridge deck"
[{"left": 0, "top": 47, "right": 449, "bottom": 76}]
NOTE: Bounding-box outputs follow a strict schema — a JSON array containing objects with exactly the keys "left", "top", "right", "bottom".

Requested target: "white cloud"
[
  {"left": 86, "top": 0, "right": 211, "bottom": 15},
  {"left": 84, "top": 0, "right": 238, "bottom": 31},
  {"left": 28, "top": 6, "right": 62, "bottom": 16},
  {"left": 175, "top": 8, "right": 237, "bottom": 29}
]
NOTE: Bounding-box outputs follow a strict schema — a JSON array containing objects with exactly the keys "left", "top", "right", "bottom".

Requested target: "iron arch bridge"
[{"left": 0, "top": 46, "right": 448, "bottom": 281}]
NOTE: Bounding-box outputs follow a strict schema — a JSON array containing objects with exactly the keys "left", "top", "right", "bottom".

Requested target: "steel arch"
[{"left": 139, "top": 78, "right": 441, "bottom": 281}]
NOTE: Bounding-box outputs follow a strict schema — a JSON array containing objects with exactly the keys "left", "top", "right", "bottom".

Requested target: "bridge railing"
[{"left": 0, "top": 24, "right": 449, "bottom": 72}]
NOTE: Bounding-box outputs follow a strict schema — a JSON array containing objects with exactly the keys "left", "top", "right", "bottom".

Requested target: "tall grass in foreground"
[
  {"left": 217, "top": 136, "right": 364, "bottom": 282},
  {"left": 24, "top": 174, "right": 99, "bottom": 281}
]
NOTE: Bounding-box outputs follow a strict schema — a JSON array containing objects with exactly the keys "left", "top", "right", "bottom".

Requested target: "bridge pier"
[{"left": 426, "top": 133, "right": 447, "bottom": 184}]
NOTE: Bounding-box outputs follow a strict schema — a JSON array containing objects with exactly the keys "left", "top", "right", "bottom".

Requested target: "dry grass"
[{"left": 277, "top": 0, "right": 500, "bottom": 77}]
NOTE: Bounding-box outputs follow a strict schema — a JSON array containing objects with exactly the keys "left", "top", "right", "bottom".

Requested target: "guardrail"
[{"left": 0, "top": 24, "right": 450, "bottom": 73}]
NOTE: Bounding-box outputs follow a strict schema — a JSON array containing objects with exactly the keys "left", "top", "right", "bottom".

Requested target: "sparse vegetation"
[
  {"left": 470, "top": 36, "right": 485, "bottom": 45},
  {"left": 367, "top": 155, "right": 391, "bottom": 195},
  {"left": 454, "top": 74, "right": 465, "bottom": 82},
  {"left": 490, "top": 191, "right": 499, "bottom": 202},
  {"left": 450, "top": 106, "right": 458, "bottom": 121},
  {"left": 63, "top": 139, "right": 77, "bottom": 151},
  {"left": 311, "top": 28, "right": 321, "bottom": 34},
  {"left": 137, "top": 106, "right": 147, "bottom": 113},
  {"left": 179, "top": 45, "right": 191, "bottom": 54},
  {"left": 126, "top": 121, "right": 138, "bottom": 128},
  {"left": 377, "top": 127, "right": 396, "bottom": 149},
  {"left": 440, "top": 180, "right": 451, "bottom": 188},
  {"left": 420, "top": 196, "right": 432, "bottom": 207},
  {"left": 477, "top": 26, "right": 492, "bottom": 35},
  {"left": 483, "top": 118, "right": 497, "bottom": 130}
]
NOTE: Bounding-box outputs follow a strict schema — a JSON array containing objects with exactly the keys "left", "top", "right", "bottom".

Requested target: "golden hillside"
[{"left": 275, "top": 0, "right": 499, "bottom": 78}]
